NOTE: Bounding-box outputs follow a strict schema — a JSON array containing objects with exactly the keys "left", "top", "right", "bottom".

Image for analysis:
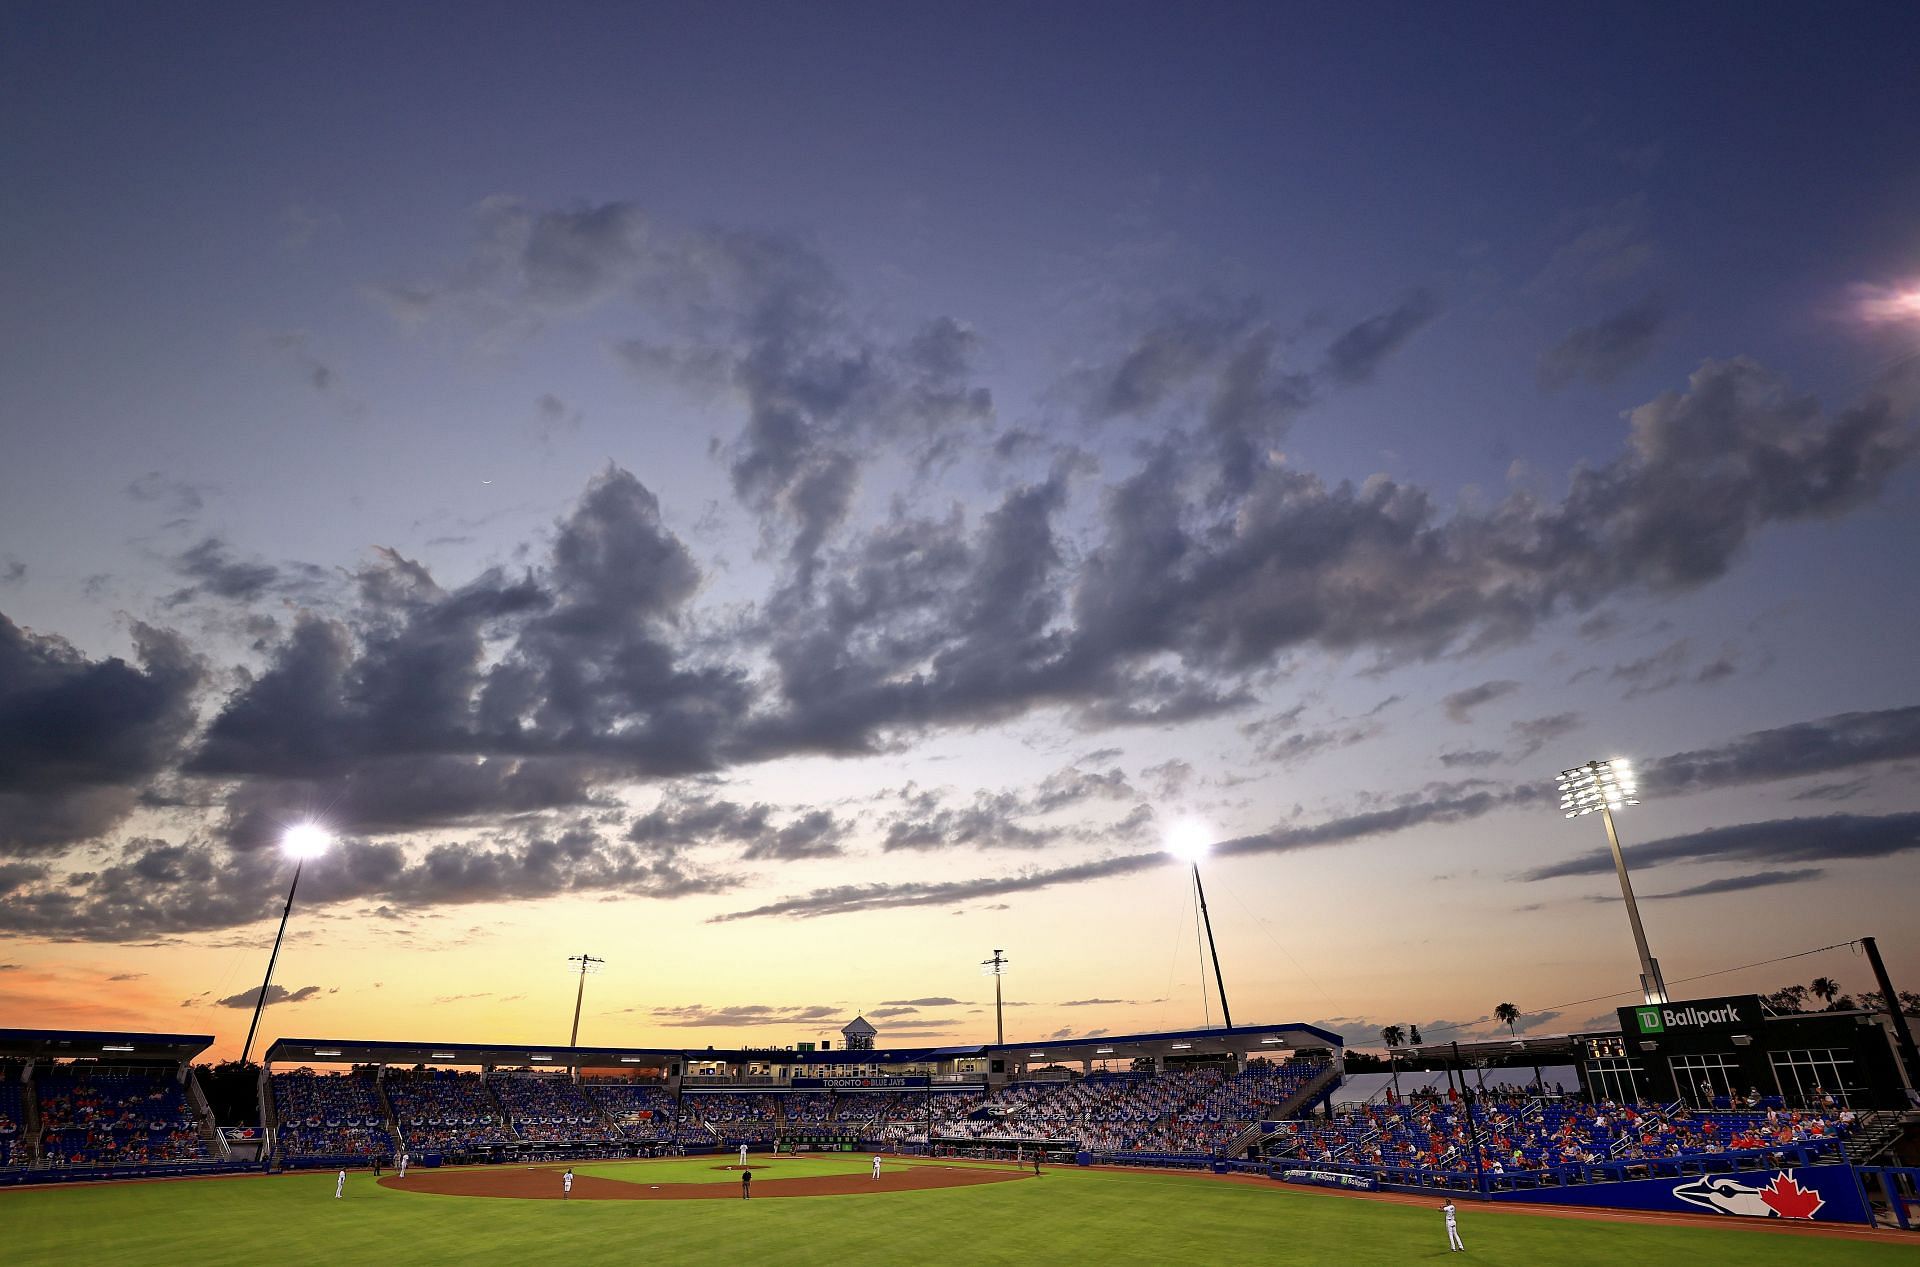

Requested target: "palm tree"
[
  {"left": 1381, "top": 1025, "right": 1404, "bottom": 1049},
  {"left": 1409, "top": 1023, "right": 1423, "bottom": 1045},
  {"left": 1809, "top": 977, "right": 1841, "bottom": 1007},
  {"left": 1494, "top": 1003, "right": 1520, "bottom": 1037}
]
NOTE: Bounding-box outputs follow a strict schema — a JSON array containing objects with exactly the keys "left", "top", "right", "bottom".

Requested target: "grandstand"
[{"left": 267, "top": 1071, "right": 395, "bottom": 1166}]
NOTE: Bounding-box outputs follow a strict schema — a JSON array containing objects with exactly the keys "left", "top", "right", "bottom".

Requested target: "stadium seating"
[
  {"left": 1267, "top": 1092, "right": 1854, "bottom": 1180},
  {"left": 383, "top": 1071, "right": 516, "bottom": 1153},
  {"left": 487, "top": 1073, "right": 619, "bottom": 1145},
  {"left": 581, "top": 1082, "right": 677, "bottom": 1141},
  {"left": 270, "top": 1071, "right": 395, "bottom": 1162},
  {"left": 679, "top": 1092, "right": 778, "bottom": 1144},
  {"left": 0, "top": 1075, "right": 28, "bottom": 1167},
  {"left": 34, "top": 1069, "right": 209, "bottom": 1167}
]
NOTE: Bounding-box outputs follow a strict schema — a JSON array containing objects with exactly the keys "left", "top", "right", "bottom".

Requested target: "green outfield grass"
[{"left": 2, "top": 1158, "right": 1910, "bottom": 1267}]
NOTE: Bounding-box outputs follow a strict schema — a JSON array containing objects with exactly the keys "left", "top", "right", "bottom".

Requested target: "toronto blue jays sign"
[{"left": 1491, "top": 1165, "right": 1868, "bottom": 1225}]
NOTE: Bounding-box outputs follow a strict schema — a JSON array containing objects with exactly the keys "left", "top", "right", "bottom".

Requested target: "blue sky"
[{"left": 1, "top": 2, "right": 1917, "bottom": 1054}]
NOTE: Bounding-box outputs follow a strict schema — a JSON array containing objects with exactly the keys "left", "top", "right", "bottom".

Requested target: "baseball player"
[
  {"left": 871, "top": 1154, "right": 882, "bottom": 1181},
  {"left": 562, "top": 1168, "right": 574, "bottom": 1200},
  {"left": 335, "top": 1169, "right": 346, "bottom": 1200},
  {"left": 398, "top": 1151, "right": 408, "bottom": 1179},
  {"left": 741, "top": 1169, "right": 751, "bottom": 1199},
  {"left": 739, "top": 1143, "right": 748, "bottom": 1168},
  {"left": 1442, "top": 1198, "right": 1463, "bottom": 1252}
]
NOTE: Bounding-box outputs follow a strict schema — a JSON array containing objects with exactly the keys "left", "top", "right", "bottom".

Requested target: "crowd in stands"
[
  {"left": 270, "top": 1071, "right": 395, "bottom": 1160},
  {"left": 582, "top": 1082, "right": 677, "bottom": 1141},
  {"left": 1270, "top": 1088, "right": 1854, "bottom": 1177},
  {"left": 0, "top": 1075, "right": 26, "bottom": 1167},
  {"left": 487, "top": 1073, "right": 619, "bottom": 1145},
  {"left": 682, "top": 1092, "right": 779, "bottom": 1144},
  {"left": 936, "top": 1059, "right": 1331, "bottom": 1158},
  {"left": 384, "top": 1071, "right": 516, "bottom": 1154},
  {"left": 35, "top": 1070, "right": 209, "bottom": 1167},
  {"left": 875, "top": 1090, "right": 986, "bottom": 1145}
]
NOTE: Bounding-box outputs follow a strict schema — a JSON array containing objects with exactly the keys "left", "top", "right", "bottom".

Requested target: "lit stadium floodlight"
[
  {"left": 1555, "top": 759, "right": 1667, "bottom": 1005},
  {"left": 240, "top": 821, "right": 336, "bottom": 1064},
  {"left": 1164, "top": 819, "right": 1233, "bottom": 1030},
  {"left": 1556, "top": 759, "right": 1638, "bottom": 818}
]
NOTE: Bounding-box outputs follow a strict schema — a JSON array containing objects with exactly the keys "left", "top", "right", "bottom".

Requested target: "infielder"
[
  {"left": 1442, "top": 1198, "right": 1463, "bottom": 1252},
  {"left": 871, "top": 1154, "right": 882, "bottom": 1181},
  {"left": 334, "top": 1169, "right": 345, "bottom": 1199},
  {"left": 563, "top": 1168, "right": 574, "bottom": 1200},
  {"left": 398, "top": 1151, "right": 408, "bottom": 1179},
  {"left": 739, "top": 1143, "right": 748, "bottom": 1168}
]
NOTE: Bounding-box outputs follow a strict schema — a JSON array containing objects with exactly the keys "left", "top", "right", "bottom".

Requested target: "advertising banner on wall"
[
  {"left": 1617, "top": 995, "right": 1764, "bottom": 1039},
  {"left": 1490, "top": 1165, "right": 1868, "bottom": 1225}
]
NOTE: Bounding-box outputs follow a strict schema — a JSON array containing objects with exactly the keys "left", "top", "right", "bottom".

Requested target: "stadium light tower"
[
  {"left": 567, "top": 953, "right": 605, "bottom": 1047},
  {"left": 1169, "top": 820, "right": 1233, "bottom": 1030},
  {"left": 240, "top": 822, "right": 333, "bottom": 1065},
  {"left": 981, "top": 949, "right": 1009, "bottom": 1045},
  {"left": 1557, "top": 759, "right": 1669, "bottom": 1005}
]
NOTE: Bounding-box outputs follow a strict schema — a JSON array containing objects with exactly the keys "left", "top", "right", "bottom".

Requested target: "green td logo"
[{"left": 1635, "top": 1007, "right": 1666, "bottom": 1034}]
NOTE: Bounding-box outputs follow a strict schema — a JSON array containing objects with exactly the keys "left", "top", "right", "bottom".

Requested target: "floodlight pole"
[
  {"left": 1190, "top": 863, "right": 1234, "bottom": 1031},
  {"left": 983, "top": 949, "right": 1008, "bottom": 1045},
  {"left": 1597, "top": 802, "right": 1667, "bottom": 1005},
  {"left": 568, "top": 954, "right": 604, "bottom": 1049},
  {"left": 240, "top": 858, "right": 305, "bottom": 1067}
]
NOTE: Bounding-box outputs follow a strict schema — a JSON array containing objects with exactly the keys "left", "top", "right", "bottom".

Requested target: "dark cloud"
[
  {"left": 125, "top": 472, "right": 211, "bottom": 516},
  {"left": 1439, "top": 749, "right": 1503, "bottom": 769},
  {"left": 0, "top": 617, "right": 203, "bottom": 856},
  {"left": 1509, "top": 712, "right": 1582, "bottom": 758},
  {"left": 650, "top": 1003, "right": 842, "bottom": 1027},
  {"left": 1643, "top": 868, "right": 1825, "bottom": 900},
  {"left": 165, "top": 537, "right": 316, "bottom": 606},
  {"left": 1443, "top": 680, "right": 1519, "bottom": 723},
  {"left": 1059, "top": 997, "right": 1158, "bottom": 1007},
  {"left": 879, "top": 997, "right": 968, "bottom": 1007},
  {"left": 1523, "top": 812, "right": 1920, "bottom": 882},
  {"left": 718, "top": 781, "right": 1531, "bottom": 921},
  {"left": 213, "top": 983, "right": 323, "bottom": 1009},
  {"left": 1538, "top": 297, "right": 1666, "bottom": 389},
  {"left": 866, "top": 1006, "right": 918, "bottom": 1018},
  {"left": 1322, "top": 289, "right": 1441, "bottom": 385},
  {"left": 1644, "top": 705, "right": 1920, "bottom": 796},
  {"left": 0, "top": 823, "right": 735, "bottom": 942},
  {"left": 877, "top": 770, "right": 1148, "bottom": 854}
]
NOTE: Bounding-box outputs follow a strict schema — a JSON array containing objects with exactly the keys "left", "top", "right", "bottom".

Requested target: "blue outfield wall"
[{"left": 1488, "top": 1164, "right": 1871, "bottom": 1226}]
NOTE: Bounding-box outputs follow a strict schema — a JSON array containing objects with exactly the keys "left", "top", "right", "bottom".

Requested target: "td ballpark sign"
[{"left": 1621, "top": 994, "right": 1762, "bottom": 1037}]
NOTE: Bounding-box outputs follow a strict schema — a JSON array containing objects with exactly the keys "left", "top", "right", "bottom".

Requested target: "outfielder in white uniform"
[
  {"left": 871, "top": 1154, "right": 882, "bottom": 1180},
  {"left": 398, "top": 1152, "right": 408, "bottom": 1179},
  {"left": 563, "top": 1168, "right": 574, "bottom": 1200},
  {"left": 1443, "top": 1199, "right": 1463, "bottom": 1252},
  {"left": 335, "top": 1169, "right": 345, "bottom": 1199},
  {"left": 739, "top": 1144, "right": 748, "bottom": 1168}
]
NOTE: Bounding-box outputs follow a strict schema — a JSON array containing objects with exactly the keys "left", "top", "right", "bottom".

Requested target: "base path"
[{"left": 380, "top": 1162, "right": 1029, "bottom": 1202}]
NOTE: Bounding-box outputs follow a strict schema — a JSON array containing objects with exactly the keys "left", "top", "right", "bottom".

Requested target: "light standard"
[
  {"left": 240, "top": 823, "right": 333, "bottom": 1065},
  {"left": 1169, "top": 821, "right": 1233, "bottom": 1030},
  {"left": 980, "top": 949, "right": 1009, "bottom": 1046},
  {"left": 566, "top": 953, "right": 604, "bottom": 1076},
  {"left": 1556, "top": 759, "right": 1668, "bottom": 1005}
]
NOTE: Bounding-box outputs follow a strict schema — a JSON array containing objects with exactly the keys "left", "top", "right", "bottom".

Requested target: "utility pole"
[
  {"left": 981, "top": 950, "right": 1009, "bottom": 1046},
  {"left": 567, "top": 954, "right": 604, "bottom": 1075}
]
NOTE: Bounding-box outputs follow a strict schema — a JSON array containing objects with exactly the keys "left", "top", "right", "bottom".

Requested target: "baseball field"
[{"left": 2, "top": 1155, "right": 1912, "bottom": 1266}]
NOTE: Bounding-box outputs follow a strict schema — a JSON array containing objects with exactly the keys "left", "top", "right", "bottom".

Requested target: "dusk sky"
[{"left": 3, "top": 3, "right": 1918, "bottom": 1060}]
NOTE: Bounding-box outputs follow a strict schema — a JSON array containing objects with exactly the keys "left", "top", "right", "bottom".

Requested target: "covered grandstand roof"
[
  {"left": 0, "top": 1028, "right": 213, "bottom": 1061},
  {"left": 989, "top": 1020, "right": 1341, "bottom": 1063},
  {"left": 263, "top": 1020, "right": 1337, "bottom": 1070}
]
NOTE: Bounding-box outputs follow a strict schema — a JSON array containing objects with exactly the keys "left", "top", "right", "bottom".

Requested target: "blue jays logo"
[{"left": 1672, "top": 1171, "right": 1825, "bottom": 1220}]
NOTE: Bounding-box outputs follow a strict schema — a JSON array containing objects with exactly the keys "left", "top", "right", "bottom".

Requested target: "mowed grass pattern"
[{"left": 3, "top": 1158, "right": 1911, "bottom": 1266}]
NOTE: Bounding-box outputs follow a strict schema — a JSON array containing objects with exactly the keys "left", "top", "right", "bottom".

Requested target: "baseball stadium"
[
  {"left": 4, "top": 989, "right": 1919, "bottom": 1264},
  {"left": 11, "top": 4, "right": 1920, "bottom": 1266}
]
